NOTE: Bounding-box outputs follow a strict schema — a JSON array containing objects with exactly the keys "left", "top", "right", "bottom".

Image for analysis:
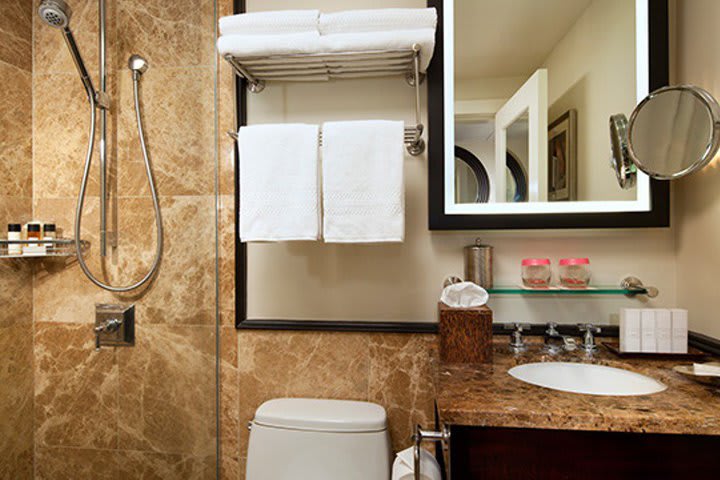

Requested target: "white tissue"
[
  {"left": 392, "top": 447, "right": 442, "bottom": 480},
  {"left": 440, "top": 281, "right": 489, "bottom": 308}
]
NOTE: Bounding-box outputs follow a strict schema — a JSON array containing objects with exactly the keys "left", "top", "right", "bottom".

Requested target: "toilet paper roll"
[{"left": 391, "top": 447, "right": 442, "bottom": 480}]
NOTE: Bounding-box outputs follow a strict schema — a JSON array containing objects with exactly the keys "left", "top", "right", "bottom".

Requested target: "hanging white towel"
[
  {"left": 239, "top": 124, "right": 320, "bottom": 242},
  {"left": 322, "top": 120, "right": 405, "bottom": 243},
  {"left": 319, "top": 8, "right": 437, "bottom": 35},
  {"left": 219, "top": 10, "right": 319, "bottom": 36},
  {"left": 216, "top": 32, "right": 321, "bottom": 58},
  {"left": 318, "top": 29, "right": 436, "bottom": 72}
]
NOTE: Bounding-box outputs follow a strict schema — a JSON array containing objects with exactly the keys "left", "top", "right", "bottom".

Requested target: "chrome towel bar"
[{"left": 223, "top": 44, "right": 426, "bottom": 155}]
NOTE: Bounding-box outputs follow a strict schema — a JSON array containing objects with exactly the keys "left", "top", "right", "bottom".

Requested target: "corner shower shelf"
[
  {"left": 223, "top": 45, "right": 426, "bottom": 155},
  {"left": 0, "top": 238, "right": 90, "bottom": 259}
]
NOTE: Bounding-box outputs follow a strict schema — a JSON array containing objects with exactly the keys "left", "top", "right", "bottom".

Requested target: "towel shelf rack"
[{"left": 223, "top": 44, "right": 426, "bottom": 155}]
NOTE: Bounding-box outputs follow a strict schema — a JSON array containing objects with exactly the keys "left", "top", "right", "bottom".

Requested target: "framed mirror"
[{"left": 428, "top": 0, "right": 670, "bottom": 229}]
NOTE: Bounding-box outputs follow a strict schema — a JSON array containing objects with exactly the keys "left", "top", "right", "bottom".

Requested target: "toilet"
[{"left": 246, "top": 398, "right": 392, "bottom": 480}]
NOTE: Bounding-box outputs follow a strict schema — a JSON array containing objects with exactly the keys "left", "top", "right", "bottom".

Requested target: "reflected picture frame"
[{"left": 548, "top": 110, "right": 577, "bottom": 201}]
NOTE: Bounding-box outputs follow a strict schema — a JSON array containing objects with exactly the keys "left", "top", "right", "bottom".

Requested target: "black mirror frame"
[{"left": 427, "top": 0, "right": 670, "bottom": 230}]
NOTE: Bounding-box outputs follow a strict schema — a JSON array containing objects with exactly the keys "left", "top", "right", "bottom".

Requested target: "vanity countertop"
[{"left": 435, "top": 340, "right": 720, "bottom": 435}]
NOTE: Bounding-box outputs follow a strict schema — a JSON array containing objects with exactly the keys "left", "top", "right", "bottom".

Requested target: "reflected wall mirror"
[{"left": 428, "top": 0, "right": 670, "bottom": 229}]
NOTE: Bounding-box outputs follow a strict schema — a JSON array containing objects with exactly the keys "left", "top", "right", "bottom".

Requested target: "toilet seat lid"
[{"left": 253, "top": 398, "right": 388, "bottom": 433}]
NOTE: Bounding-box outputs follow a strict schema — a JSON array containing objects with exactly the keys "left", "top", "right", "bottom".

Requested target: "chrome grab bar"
[{"left": 413, "top": 424, "right": 450, "bottom": 480}]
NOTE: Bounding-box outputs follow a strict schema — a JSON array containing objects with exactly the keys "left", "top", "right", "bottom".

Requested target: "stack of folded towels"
[{"left": 216, "top": 8, "right": 437, "bottom": 72}]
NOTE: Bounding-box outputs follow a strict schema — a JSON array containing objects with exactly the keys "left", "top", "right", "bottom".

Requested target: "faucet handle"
[
  {"left": 578, "top": 323, "right": 601, "bottom": 333},
  {"left": 505, "top": 323, "right": 530, "bottom": 351},
  {"left": 546, "top": 322, "right": 560, "bottom": 335},
  {"left": 504, "top": 322, "right": 530, "bottom": 332},
  {"left": 578, "top": 324, "right": 601, "bottom": 351}
]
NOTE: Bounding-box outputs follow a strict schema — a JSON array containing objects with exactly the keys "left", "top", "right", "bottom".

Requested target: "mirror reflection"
[{"left": 453, "top": 0, "right": 639, "bottom": 205}]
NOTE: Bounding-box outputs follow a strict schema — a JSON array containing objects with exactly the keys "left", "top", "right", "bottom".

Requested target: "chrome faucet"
[
  {"left": 505, "top": 323, "right": 530, "bottom": 352},
  {"left": 578, "top": 324, "right": 602, "bottom": 352},
  {"left": 544, "top": 322, "right": 577, "bottom": 354}
]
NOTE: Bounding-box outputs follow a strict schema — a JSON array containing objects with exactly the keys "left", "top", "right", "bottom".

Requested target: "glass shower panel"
[{"left": 0, "top": 0, "right": 220, "bottom": 478}]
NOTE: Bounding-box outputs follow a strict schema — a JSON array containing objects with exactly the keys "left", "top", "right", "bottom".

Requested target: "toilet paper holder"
[{"left": 413, "top": 424, "right": 451, "bottom": 480}]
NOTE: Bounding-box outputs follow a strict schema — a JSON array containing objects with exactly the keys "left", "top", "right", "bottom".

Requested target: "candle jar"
[
  {"left": 559, "top": 258, "right": 591, "bottom": 288},
  {"left": 521, "top": 258, "right": 551, "bottom": 288}
]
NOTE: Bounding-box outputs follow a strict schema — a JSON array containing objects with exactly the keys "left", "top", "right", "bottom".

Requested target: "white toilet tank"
[{"left": 246, "top": 398, "right": 392, "bottom": 480}]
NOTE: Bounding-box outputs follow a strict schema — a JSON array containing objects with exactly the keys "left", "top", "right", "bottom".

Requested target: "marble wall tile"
[
  {"left": 0, "top": 64, "right": 33, "bottom": 197},
  {"left": 218, "top": 195, "right": 235, "bottom": 322},
  {"left": 117, "top": 451, "right": 216, "bottom": 480},
  {"left": 117, "top": 67, "right": 216, "bottom": 197},
  {"left": 0, "top": 0, "right": 32, "bottom": 71},
  {"left": 117, "top": 0, "right": 215, "bottom": 68},
  {"left": 34, "top": 322, "right": 119, "bottom": 449},
  {"left": 117, "top": 324, "right": 216, "bottom": 456},
  {"left": 33, "top": 74, "right": 104, "bottom": 198},
  {"left": 217, "top": 61, "right": 237, "bottom": 196},
  {"left": 35, "top": 447, "right": 119, "bottom": 480},
  {"left": 0, "top": 196, "right": 34, "bottom": 328},
  {"left": 368, "top": 333, "right": 438, "bottom": 452},
  {"left": 220, "top": 326, "right": 240, "bottom": 469},
  {"left": 0, "top": 322, "right": 34, "bottom": 480},
  {"left": 236, "top": 330, "right": 370, "bottom": 456}
]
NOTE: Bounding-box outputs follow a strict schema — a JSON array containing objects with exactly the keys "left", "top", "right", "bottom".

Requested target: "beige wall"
[
  {"left": 542, "top": 0, "right": 637, "bottom": 201},
  {"left": 0, "top": 1, "right": 34, "bottom": 478},
  {"left": 674, "top": 0, "right": 720, "bottom": 338}
]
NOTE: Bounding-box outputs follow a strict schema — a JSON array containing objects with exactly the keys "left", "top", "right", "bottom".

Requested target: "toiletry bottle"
[
  {"left": 7, "top": 224, "right": 21, "bottom": 255},
  {"left": 43, "top": 223, "right": 56, "bottom": 251},
  {"left": 26, "top": 223, "right": 41, "bottom": 242}
]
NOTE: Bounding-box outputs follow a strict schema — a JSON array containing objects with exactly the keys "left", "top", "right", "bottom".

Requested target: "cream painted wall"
[
  {"left": 542, "top": 0, "right": 637, "bottom": 202},
  {"left": 674, "top": 0, "right": 720, "bottom": 338},
  {"left": 245, "top": 0, "right": 677, "bottom": 326}
]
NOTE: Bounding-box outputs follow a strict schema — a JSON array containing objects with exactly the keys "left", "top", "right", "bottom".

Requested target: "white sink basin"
[{"left": 508, "top": 362, "right": 667, "bottom": 396}]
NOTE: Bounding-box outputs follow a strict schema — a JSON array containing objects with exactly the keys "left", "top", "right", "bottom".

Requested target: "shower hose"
[{"left": 75, "top": 70, "right": 163, "bottom": 292}]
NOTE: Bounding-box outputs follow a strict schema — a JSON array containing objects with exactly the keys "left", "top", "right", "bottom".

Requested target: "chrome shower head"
[
  {"left": 38, "top": 0, "right": 72, "bottom": 29},
  {"left": 128, "top": 55, "right": 149, "bottom": 76}
]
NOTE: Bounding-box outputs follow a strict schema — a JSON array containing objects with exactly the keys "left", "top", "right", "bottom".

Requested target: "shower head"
[
  {"left": 128, "top": 55, "right": 149, "bottom": 76},
  {"left": 38, "top": 0, "right": 72, "bottom": 29}
]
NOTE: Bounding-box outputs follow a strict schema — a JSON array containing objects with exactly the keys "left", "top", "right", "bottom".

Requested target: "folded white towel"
[
  {"left": 217, "top": 32, "right": 321, "bottom": 58},
  {"left": 318, "top": 29, "right": 436, "bottom": 72},
  {"left": 320, "top": 8, "right": 437, "bottom": 35},
  {"left": 239, "top": 124, "right": 320, "bottom": 242},
  {"left": 322, "top": 120, "right": 405, "bottom": 243},
  {"left": 219, "top": 10, "right": 319, "bottom": 36}
]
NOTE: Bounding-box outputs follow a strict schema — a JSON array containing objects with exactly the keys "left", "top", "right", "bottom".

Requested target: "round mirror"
[
  {"left": 609, "top": 114, "right": 636, "bottom": 189},
  {"left": 627, "top": 85, "right": 720, "bottom": 179}
]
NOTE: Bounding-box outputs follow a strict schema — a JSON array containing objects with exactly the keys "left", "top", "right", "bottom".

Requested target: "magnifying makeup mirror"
[{"left": 611, "top": 85, "right": 720, "bottom": 184}]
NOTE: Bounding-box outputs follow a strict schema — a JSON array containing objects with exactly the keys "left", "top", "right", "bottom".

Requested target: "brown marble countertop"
[{"left": 435, "top": 340, "right": 720, "bottom": 435}]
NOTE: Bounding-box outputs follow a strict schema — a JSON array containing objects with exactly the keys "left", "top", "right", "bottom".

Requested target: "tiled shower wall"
[
  {"left": 29, "top": 0, "right": 218, "bottom": 478},
  {"left": 0, "top": 1, "right": 34, "bottom": 478}
]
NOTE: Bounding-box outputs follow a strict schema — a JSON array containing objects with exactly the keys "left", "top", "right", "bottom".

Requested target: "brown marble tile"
[
  {"left": 237, "top": 330, "right": 370, "bottom": 456},
  {"left": 117, "top": 0, "right": 215, "bottom": 68},
  {"left": 221, "top": 454, "right": 241, "bottom": 480},
  {"left": 109, "top": 195, "right": 216, "bottom": 325},
  {"left": 368, "top": 333, "right": 438, "bottom": 452},
  {"left": 117, "top": 450, "right": 215, "bottom": 480},
  {"left": 0, "top": 0, "right": 32, "bottom": 71},
  {"left": 34, "top": 322, "right": 119, "bottom": 449},
  {"left": 35, "top": 446, "right": 118, "bottom": 480},
  {"left": 0, "top": 196, "right": 33, "bottom": 329},
  {"left": 33, "top": 74, "right": 104, "bottom": 198},
  {"left": 0, "top": 63, "right": 32, "bottom": 197},
  {"left": 117, "top": 324, "right": 216, "bottom": 456},
  {"left": 436, "top": 340, "right": 720, "bottom": 435},
  {"left": 33, "top": 198, "right": 116, "bottom": 324},
  {"left": 0, "top": 322, "right": 34, "bottom": 480},
  {"left": 218, "top": 195, "right": 235, "bottom": 322},
  {"left": 117, "top": 67, "right": 215, "bottom": 197},
  {"left": 217, "top": 61, "right": 237, "bottom": 196},
  {"left": 220, "top": 326, "right": 240, "bottom": 467}
]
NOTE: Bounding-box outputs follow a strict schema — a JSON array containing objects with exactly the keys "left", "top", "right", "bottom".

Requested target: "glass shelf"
[
  {"left": 0, "top": 238, "right": 89, "bottom": 259},
  {"left": 488, "top": 285, "right": 648, "bottom": 296}
]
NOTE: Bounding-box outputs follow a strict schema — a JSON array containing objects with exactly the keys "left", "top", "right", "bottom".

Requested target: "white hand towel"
[
  {"left": 318, "top": 29, "right": 436, "bottom": 72},
  {"left": 239, "top": 124, "right": 320, "bottom": 242},
  {"left": 217, "top": 32, "right": 321, "bottom": 58},
  {"left": 322, "top": 120, "right": 404, "bottom": 243},
  {"left": 320, "top": 8, "right": 437, "bottom": 35},
  {"left": 219, "top": 10, "right": 319, "bottom": 36}
]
